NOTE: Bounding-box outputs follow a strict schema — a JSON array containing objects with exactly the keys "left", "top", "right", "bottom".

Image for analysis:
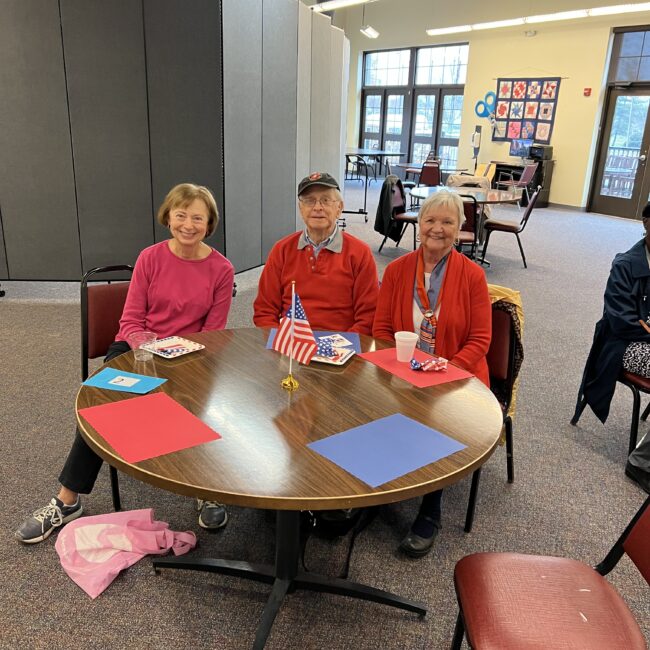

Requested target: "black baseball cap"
[{"left": 297, "top": 172, "right": 340, "bottom": 196}]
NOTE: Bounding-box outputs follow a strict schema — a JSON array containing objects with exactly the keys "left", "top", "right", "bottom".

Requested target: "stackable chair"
[
  {"left": 403, "top": 149, "right": 437, "bottom": 190},
  {"left": 452, "top": 494, "right": 650, "bottom": 649},
  {"left": 495, "top": 161, "right": 538, "bottom": 206},
  {"left": 455, "top": 194, "right": 479, "bottom": 260},
  {"left": 481, "top": 186, "right": 541, "bottom": 269},
  {"left": 572, "top": 369, "right": 649, "bottom": 456},
  {"left": 464, "top": 293, "right": 521, "bottom": 532},
  {"left": 376, "top": 175, "right": 418, "bottom": 253},
  {"left": 81, "top": 264, "right": 133, "bottom": 511}
]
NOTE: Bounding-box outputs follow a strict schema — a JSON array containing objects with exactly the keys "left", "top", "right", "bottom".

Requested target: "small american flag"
[
  {"left": 273, "top": 294, "right": 317, "bottom": 364},
  {"left": 316, "top": 339, "right": 336, "bottom": 358}
]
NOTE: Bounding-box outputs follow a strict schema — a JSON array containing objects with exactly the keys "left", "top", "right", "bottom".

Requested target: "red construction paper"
[
  {"left": 358, "top": 348, "right": 473, "bottom": 387},
  {"left": 78, "top": 392, "right": 221, "bottom": 463}
]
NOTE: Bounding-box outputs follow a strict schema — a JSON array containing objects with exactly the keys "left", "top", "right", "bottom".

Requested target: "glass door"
[
  {"left": 590, "top": 87, "right": 650, "bottom": 219},
  {"left": 410, "top": 90, "right": 438, "bottom": 164},
  {"left": 409, "top": 88, "right": 463, "bottom": 170},
  {"left": 360, "top": 91, "right": 383, "bottom": 151},
  {"left": 437, "top": 90, "right": 464, "bottom": 172}
]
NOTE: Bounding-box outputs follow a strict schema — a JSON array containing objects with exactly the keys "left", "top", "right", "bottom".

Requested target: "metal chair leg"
[
  {"left": 464, "top": 467, "right": 482, "bottom": 533},
  {"left": 378, "top": 233, "right": 389, "bottom": 253},
  {"left": 480, "top": 230, "right": 492, "bottom": 264},
  {"left": 451, "top": 612, "right": 465, "bottom": 650},
  {"left": 627, "top": 383, "right": 641, "bottom": 456},
  {"left": 515, "top": 233, "right": 527, "bottom": 268},
  {"left": 110, "top": 466, "right": 122, "bottom": 511},
  {"left": 505, "top": 416, "right": 514, "bottom": 483}
]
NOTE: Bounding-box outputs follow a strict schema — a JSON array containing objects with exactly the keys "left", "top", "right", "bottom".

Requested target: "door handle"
[{"left": 639, "top": 154, "right": 647, "bottom": 162}]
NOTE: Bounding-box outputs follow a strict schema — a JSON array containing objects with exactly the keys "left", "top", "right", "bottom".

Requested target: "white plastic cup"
[
  {"left": 394, "top": 331, "right": 419, "bottom": 362},
  {"left": 127, "top": 331, "right": 157, "bottom": 362}
]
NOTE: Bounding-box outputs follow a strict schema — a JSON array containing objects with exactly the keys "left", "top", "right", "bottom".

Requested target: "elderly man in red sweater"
[{"left": 254, "top": 172, "right": 379, "bottom": 335}]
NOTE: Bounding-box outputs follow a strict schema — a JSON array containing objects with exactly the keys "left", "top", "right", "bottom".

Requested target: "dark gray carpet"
[{"left": 2, "top": 180, "right": 648, "bottom": 649}]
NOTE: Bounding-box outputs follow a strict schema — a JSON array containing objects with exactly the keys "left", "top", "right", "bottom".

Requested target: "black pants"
[{"left": 58, "top": 341, "right": 130, "bottom": 494}]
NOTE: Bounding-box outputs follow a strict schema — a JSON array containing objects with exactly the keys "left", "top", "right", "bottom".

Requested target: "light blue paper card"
[
  {"left": 265, "top": 329, "right": 361, "bottom": 353},
  {"left": 307, "top": 413, "right": 466, "bottom": 488},
  {"left": 83, "top": 367, "right": 167, "bottom": 394}
]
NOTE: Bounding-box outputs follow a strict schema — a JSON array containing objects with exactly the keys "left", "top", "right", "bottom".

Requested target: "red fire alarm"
[{"left": 584, "top": 87, "right": 592, "bottom": 97}]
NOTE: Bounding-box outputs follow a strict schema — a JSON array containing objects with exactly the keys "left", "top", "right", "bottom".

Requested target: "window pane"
[
  {"left": 620, "top": 31, "right": 644, "bottom": 57},
  {"left": 363, "top": 138, "right": 379, "bottom": 150},
  {"left": 438, "top": 145, "right": 458, "bottom": 170},
  {"left": 383, "top": 139, "right": 402, "bottom": 167},
  {"left": 616, "top": 57, "right": 641, "bottom": 82},
  {"left": 412, "top": 142, "right": 432, "bottom": 164},
  {"left": 363, "top": 95, "right": 382, "bottom": 133},
  {"left": 639, "top": 56, "right": 650, "bottom": 81},
  {"left": 364, "top": 50, "right": 410, "bottom": 87},
  {"left": 440, "top": 94, "right": 464, "bottom": 138},
  {"left": 414, "top": 95, "right": 435, "bottom": 136},
  {"left": 385, "top": 95, "right": 404, "bottom": 135},
  {"left": 416, "top": 44, "right": 468, "bottom": 85}
]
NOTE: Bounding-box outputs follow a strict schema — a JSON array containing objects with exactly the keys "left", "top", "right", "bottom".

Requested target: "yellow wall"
[{"left": 332, "top": 2, "right": 650, "bottom": 207}]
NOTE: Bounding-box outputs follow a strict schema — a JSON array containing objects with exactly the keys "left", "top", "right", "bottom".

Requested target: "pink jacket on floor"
[{"left": 55, "top": 508, "right": 196, "bottom": 599}]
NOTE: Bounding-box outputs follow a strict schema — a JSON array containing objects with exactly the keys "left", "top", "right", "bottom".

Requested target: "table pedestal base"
[{"left": 153, "top": 510, "right": 427, "bottom": 649}]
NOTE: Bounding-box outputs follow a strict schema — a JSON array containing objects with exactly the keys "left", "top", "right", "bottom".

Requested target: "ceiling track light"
[
  {"left": 360, "top": 25, "right": 380, "bottom": 38},
  {"left": 359, "top": 3, "right": 380, "bottom": 38},
  {"left": 425, "top": 2, "right": 650, "bottom": 36},
  {"left": 312, "top": 0, "right": 376, "bottom": 14}
]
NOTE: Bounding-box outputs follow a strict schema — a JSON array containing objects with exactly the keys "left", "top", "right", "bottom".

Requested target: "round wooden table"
[{"left": 76, "top": 328, "right": 502, "bottom": 649}]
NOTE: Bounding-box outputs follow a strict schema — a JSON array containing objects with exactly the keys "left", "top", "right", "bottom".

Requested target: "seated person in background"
[
  {"left": 253, "top": 172, "right": 379, "bottom": 335},
  {"left": 574, "top": 202, "right": 650, "bottom": 494},
  {"left": 16, "top": 183, "right": 236, "bottom": 544},
  {"left": 373, "top": 191, "right": 492, "bottom": 557}
]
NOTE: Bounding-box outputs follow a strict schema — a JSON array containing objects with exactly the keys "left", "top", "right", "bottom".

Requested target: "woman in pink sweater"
[{"left": 16, "top": 184, "right": 235, "bottom": 544}]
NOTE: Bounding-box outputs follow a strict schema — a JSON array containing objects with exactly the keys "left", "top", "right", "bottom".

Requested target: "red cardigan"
[{"left": 373, "top": 248, "right": 491, "bottom": 386}]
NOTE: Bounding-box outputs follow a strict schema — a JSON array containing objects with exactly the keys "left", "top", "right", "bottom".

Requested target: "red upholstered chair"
[
  {"left": 81, "top": 265, "right": 134, "bottom": 511},
  {"left": 464, "top": 299, "right": 519, "bottom": 533},
  {"left": 455, "top": 194, "right": 479, "bottom": 260},
  {"left": 418, "top": 160, "right": 442, "bottom": 187},
  {"left": 377, "top": 175, "right": 418, "bottom": 253},
  {"left": 452, "top": 494, "right": 650, "bottom": 650}
]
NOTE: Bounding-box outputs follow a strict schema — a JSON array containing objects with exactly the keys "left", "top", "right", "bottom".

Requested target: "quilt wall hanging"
[{"left": 492, "top": 77, "right": 561, "bottom": 143}]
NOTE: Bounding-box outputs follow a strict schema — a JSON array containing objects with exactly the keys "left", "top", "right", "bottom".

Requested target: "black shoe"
[
  {"left": 399, "top": 520, "right": 440, "bottom": 558},
  {"left": 197, "top": 499, "right": 228, "bottom": 530},
  {"left": 625, "top": 461, "right": 650, "bottom": 495}
]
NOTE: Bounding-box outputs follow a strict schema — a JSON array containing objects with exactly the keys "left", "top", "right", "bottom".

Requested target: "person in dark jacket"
[{"left": 573, "top": 203, "right": 650, "bottom": 494}]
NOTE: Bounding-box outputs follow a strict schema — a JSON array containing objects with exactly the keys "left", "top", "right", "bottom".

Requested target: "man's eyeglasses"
[{"left": 299, "top": 197, "right": 338, "bottom": 208}]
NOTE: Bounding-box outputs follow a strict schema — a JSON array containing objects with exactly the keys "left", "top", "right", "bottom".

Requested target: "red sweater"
[
  {"left": 373, "top": 248, "right": 491, "bottom": 386},
  {"left": 253, "top": 231, "right": 379, "bottom": 335},
  {"left": 117, "top": 241, "right": 234, "bottom": 342}
]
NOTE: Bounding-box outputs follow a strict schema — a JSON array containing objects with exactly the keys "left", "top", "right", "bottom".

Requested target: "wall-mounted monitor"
[{"left": 509, "top": 138, "right": 533, "bottom": 158}]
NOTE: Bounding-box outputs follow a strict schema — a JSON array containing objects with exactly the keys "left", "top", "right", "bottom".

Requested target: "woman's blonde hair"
[
  {"left": 157, "top": 183, "right": 219, "bottom": 237},
  {"left": 418, "top": 191, "right": 465, "bottom": 229}
]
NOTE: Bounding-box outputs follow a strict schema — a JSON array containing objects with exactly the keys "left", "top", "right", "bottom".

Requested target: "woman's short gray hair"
[{"left": 418, "top": 191, "right": 465, "bottom": 229}]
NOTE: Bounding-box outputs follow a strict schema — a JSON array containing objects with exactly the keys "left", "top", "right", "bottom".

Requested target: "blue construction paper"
[
  {"left": 265, "top": 329, "right": 361, "bottom": 353},
  {"left": 82, "top": 367, "right": 167, "bottom": 394},
  {"left": 307, "top": 413, "right": 466, "bottom": 488}
]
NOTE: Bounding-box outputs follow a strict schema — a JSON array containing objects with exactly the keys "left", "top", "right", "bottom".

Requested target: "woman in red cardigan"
[{"left": 373, "top": 190, "right": 491, "bottom": 557}]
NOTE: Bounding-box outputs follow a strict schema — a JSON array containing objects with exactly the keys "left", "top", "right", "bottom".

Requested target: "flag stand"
[{"left": 281, "top": 281, "right": 299, "bottom": 391}]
